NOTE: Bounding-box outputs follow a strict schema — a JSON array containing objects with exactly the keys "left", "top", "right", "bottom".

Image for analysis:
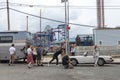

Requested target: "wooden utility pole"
[
  {"left": 26, "top": 16, "right": 28, "bottom": 32},
  {"left": 40, "top": 10, "right": 42, "bottom": 42},
  {"left": 7, "top": 0, "right": 10, "bottom": 31},
  {"left": 40, "top": 10, "right": 42, "bottom": 33}
]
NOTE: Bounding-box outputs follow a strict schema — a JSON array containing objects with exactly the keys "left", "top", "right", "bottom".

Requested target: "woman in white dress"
[
  {"left": 93, "top": 45, "right": 100, "bottom": 67},
  {"left": 27, "top": 45, "right": 34, "bottom": 68}
]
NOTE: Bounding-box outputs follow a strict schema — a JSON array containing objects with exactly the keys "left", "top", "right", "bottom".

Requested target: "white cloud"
[{"left": 0, "top": 0, "right": 120, "bottom": 38}]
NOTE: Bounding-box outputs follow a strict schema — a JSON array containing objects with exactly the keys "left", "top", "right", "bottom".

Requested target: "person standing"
[
  {"left": 27, "top": 45, "right": 34, "bottom": 68},
  {"left": 75, "top": 35, "right": 81, "bottom": 46},
  {"left": 36, "top": 45, "right": 43, "bottom": 66},
  {"left": 32, "top": 47, "right": 37, "bottom": 65},
  {"left": 93, "top": 45, "right": 100, "bottom": 67},
  {"left": 9, "top": 44, "right": 16, "bottom": 66},
  {"left": 21, "top": 46, "right": 27, "bottom": 62},
  {"left": 70, "top": 44, "right": 76, "bottom": 56}
]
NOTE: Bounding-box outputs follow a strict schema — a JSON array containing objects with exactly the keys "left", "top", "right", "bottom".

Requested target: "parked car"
[{"left": 69, "top": 52, "right": 114, "bottom": 66}]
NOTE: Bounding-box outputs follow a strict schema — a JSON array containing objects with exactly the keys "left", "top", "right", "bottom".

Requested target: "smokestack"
[{"left": 97, "top": 0, "right": 105, "bottom": 29}]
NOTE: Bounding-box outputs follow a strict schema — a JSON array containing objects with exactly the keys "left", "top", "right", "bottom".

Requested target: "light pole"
[
  {"left": 26, "top": 16, "right": 28, "bottom": 32},
  {"left": 40, "top": 9, "right": 42, "bottom": 43},
  {"left": 61, "top": 0, "right": 69, "bottom": 55},
  {"left": 67, "top": 0, "right": 70, "bottom": 54},
  {"left": 6, "top": 0, "right": 10, "bottom": 31}
]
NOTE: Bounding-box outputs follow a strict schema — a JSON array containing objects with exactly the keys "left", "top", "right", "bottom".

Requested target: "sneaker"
[
  {"left": 28, "top": 65, "right": 31, "bottom": 69},
  {"left": 40, "top": 64, "right": 44, "bottom": 66},
  {"left": 57, "top": 65, "right": 60, "bottom": 67},
  {"left": 28, "top": 64, "right": 31, "bottom": 69}
]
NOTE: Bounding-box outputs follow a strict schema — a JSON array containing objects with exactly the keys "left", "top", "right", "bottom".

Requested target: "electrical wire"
[
  {"left": 0, "top": 2, "right": 6, "bottom": 4},
  {"left": 1, "top": 2, "right": 120, "bottom": 10},
  {"left": 10, "top": 8, "right": 96, "bottom": 28},
  {"left": 7, "top": 2, "right": 120, "bottom": 10},
  {"left": 0, "top": 7, "right": 7, "bottom": 10}
]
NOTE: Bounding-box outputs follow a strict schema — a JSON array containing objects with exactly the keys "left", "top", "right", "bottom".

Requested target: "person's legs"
[
  {"left": 39, "top": 55, "right": 43, "bottom": 66},
  {"left": 34, "top": 55, "right": 37, "bottom": 65},
  {"left": 9, "top": 55, "right": 12, "bottom": 66},
  {"left": 37, "top": 57, "right": 40, "bottom": 66},
  {"left": 33, "top": 55, "right": 35, "bottom": 63},
  {"left": 28, "top": 62, "right": 32, "bottom": 68},
  {"left": 27, "top": 54, "right": 34, "bottom": 68},
  {"left": 37, "top": 59, "right": 40, "bottom": 66},
  {"left": 49, "top": 56, "right": 55, "bottom": 64},
  {"left": 11, "top": 54, "right": 15, "bottom": 65},
  {"left": 94, "top": 57, "right": 98, "bottom": 67},
  {"left": 37, "top": 55, "right": 42, "bottom": 66},
  {"left": 95, "top": 57, "right": 99, "bottom": 66},
  {"left": 55, "top": 56, "right": 59, "bottom": 65}
]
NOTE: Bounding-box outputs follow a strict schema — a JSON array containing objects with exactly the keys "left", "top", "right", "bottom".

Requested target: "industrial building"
[{"left": 93, "top": 28, "right": 120, "bottom": 46}]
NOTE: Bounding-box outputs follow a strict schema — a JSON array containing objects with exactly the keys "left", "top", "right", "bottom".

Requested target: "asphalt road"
[{"left": 0, "top": 63, "right": 120, "bottom": 80}]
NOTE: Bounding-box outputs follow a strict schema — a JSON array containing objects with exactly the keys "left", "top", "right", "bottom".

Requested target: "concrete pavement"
[{"left": 41, "top": 57, "right": 120, "bottom": 64}]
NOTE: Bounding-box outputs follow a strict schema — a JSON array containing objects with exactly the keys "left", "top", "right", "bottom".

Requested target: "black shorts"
[
  {"left": 71, "top": 52, "right": 75, "bottom": 56},
  {"left": 37, "top": 55, "right": 41, "bottom": 60}
]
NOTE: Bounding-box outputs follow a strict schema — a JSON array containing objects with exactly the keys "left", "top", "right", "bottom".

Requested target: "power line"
[
  {"left": 0, "top": 2, "right": 6, "bottom": 4},
  {"left": 0, "top": 7, "right": 7, "bottom": 10},
  {"left": 10, "top": 8, "right": 96, "bottom": 28},
  {"left": 1, "top": 2, "right": 120, "bottom": 10},
  {"left": 6, "top": 2, "right": 120, "bottom": 10},
  {"left": 10, "top": 8, "right": 64, "bottom": 23}
]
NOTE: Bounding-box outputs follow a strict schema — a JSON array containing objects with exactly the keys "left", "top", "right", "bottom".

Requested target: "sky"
[{"left": 0, "top": 0, "right": 120, "bottom": 38}]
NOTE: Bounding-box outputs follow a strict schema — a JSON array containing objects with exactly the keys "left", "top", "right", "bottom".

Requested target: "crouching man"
[{"left": 62, "top": 55, "right": 74, "bottom": 69}]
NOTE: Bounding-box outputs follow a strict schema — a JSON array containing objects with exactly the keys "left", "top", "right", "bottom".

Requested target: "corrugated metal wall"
[{"left": 94, "top": 29, "right": 120, "bottom": 46}]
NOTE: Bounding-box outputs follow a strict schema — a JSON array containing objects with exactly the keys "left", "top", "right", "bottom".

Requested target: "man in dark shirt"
[
  {"left": 62, "top": 55, "right": 69, "bottom": 69},
  {"left": 37, "top": 45, "right": 43, "bottom": 66},
  {"left": 49, "top": 48, "right": 63, "bottom": 65}
]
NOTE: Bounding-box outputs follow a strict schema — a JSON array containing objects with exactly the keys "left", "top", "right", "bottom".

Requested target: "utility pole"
[
  {"left": 61, "top": 0, "right": 69, "bottom": 55},
  {"left": 40, "top": 10, "right": 42, "bottom": 42},
  {"left": 6, "top": 0, "right": 10, "bottom": 31},
  {"left": 64, "top": 1, "right": 68, "bottom": 55},
  {"left": 40, "top": 10, "right": 42, "bottom": 33},
  {"left": 67, "top": 0, "right": 70, "bottom": 54},
  {"left": 26, "top": 16, "right": 28, "bottom": 32}
]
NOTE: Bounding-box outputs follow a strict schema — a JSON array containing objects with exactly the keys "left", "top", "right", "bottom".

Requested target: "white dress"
[{"left": 93, "top": 47, "right": 100, "bottom": 66}]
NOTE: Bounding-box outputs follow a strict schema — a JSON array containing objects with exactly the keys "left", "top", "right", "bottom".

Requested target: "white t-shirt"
[
  {"left": 9, "top": 47, "right": 16, "bottom": 55},
  {"left": 27, "top": 48, "right": 32, "bottom": 54},
  {"left": 71, "top": 47, "right": 75, "bottom": 53},
  {"left": 33, "top": 48, "right": 37, "bottom": 55},
  {"left": 93, "top": 48, "right": 100, "bottom": 57}
]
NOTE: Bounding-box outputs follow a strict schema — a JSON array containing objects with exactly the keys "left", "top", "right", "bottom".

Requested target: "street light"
[{"left": 61, "top": 0, "right": 69, "bottom": 55}]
